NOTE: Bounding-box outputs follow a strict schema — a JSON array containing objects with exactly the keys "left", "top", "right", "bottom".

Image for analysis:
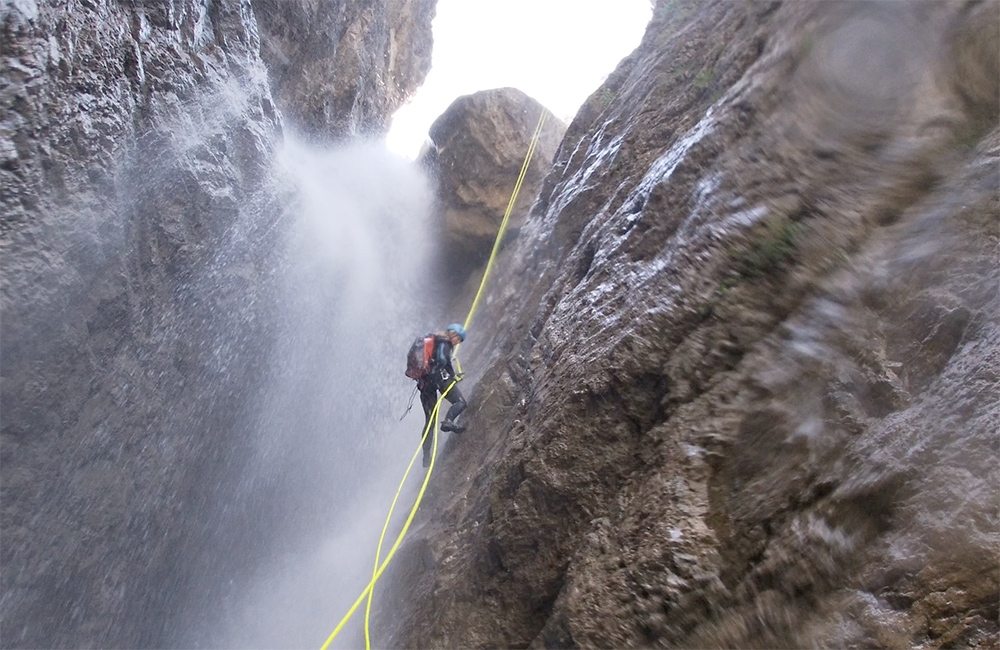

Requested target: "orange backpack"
[{"left": 405, "top": 334, "right": 435, "bottom": 380}]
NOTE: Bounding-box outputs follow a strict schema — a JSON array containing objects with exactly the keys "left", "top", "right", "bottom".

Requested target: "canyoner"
[
  {"left": 411, "top": 324, "right": 468, "bottom": 468},
  {"left": 319, "top": 108, "right": 549, "bottom": 650},
  {"left": 403, "top": 323, "right": 469, "bottom": 468}
]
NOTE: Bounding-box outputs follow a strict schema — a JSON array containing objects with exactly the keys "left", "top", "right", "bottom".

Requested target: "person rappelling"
[
  {"left": 323, "top": 110, "right": 549, "bottom": 650},
  {"left": 404, "top": 323, "right": 468, "bottom": 467}
]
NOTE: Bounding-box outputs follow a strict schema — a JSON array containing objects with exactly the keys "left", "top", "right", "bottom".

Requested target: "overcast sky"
[{"left": 386, "top": 0, "right": 653, "bottom": 158}]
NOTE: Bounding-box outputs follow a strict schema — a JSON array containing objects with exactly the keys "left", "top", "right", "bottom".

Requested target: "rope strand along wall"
[{"left": 464, "top": 109, "right": 549, "bottom": 334}]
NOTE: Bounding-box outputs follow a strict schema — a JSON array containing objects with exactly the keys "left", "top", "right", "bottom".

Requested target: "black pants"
[{"left": 419, "top": 380, "right": 466, "bottom": 454}]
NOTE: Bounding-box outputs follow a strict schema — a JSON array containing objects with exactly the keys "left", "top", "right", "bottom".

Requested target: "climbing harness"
[{"left": 320, "top": 108, "right": 549, "bottom": 650}]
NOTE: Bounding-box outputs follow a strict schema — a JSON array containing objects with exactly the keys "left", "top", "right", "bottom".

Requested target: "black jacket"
[{"left": 426, "top": 335, "right": 456, "bottom": 388}]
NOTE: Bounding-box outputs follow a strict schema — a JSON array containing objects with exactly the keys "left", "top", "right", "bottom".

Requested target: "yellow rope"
[
  {"left": 362, "top": 379, "right": 447, "bottom": 647},
  {"left": 322, "top": 107, "right": 549, "bottom": 650},
  {"left": 464, "top": 109, "right": 548, "bottom": 332},
  {"left": 319, "top": 386, "right": 449, "bottom": 650}
]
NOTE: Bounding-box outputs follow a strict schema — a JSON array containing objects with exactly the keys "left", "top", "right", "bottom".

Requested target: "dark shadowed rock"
[
  {"left": 419, "top": 88, "right": 566, "bottom": 292},
  {"left": 254, "top": 0, "right": 435, "bottom": 140}
]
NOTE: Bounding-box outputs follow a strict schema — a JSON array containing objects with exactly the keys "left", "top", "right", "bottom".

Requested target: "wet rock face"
[
  {"left": 386, "top": 1, "right": 999, "bottom": 648},
  {"left": 254, "top": 0, "right": 435, "bottom": 140},
  {"left": 419, "top": 88, "right": 566, "bottom": 289},
  {"left": 0, "top": 0, "right": 431, "bottom": 647},
  {"left": 2, "top": 5, "right": 281, "bottom": 646}
]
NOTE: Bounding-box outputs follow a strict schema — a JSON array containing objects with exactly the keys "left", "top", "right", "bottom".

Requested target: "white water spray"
[{"left": 195, "top": 139, "right": 441, "bottom": 649}]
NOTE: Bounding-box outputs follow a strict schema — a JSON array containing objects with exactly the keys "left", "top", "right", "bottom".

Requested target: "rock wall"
[
  {"left": 419, "top": 87, "right": 566, "bottom": 300},
  {"left": 385, "top": 1, "right": 999, "bottom": 648},
  {"left": 0, "top": 0, "right": 432, "bottom": 647},
  {"left": 254, "top": 0, "right": 435, "bottom": 140}
]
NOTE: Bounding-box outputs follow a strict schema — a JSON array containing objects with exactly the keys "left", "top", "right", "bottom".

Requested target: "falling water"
[{"left": 175, "top": 138, "right": 442, "bottom": 649}]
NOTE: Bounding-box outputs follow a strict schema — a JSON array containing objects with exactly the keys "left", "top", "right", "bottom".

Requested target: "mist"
[{"left": 179, "top": 139, "right": 441, "bottom": 649}]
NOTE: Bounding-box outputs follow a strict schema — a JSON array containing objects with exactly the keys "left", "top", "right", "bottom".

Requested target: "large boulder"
[{"left": 420, "top": 88, "right": 566, "bottom": 291}]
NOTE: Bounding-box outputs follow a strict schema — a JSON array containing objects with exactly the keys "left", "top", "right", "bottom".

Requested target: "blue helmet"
[{"left": 446, "top": 323, "right": 466, "bottom": 342}]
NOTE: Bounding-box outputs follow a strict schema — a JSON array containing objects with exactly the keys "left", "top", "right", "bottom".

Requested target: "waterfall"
[{"left": 176, "top": 139, "right": 440, "bottom": 649}]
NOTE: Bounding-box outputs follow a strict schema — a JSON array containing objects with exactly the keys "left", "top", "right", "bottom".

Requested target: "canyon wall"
[
  {"left": 0, "top": 1, "right": 432, "bottom": 647},
  {"left": 386, "top": 1, "right": 999, "bottom": 648},
  {"left": 254, "top": 0, "right": 435, "bottom": 140},
  {"left": 4, "top": 0, "right": 996, "bottom": 648}
]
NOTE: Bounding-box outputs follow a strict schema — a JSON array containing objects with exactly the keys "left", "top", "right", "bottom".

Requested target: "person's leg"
[
  {"left": 441, "top": 385, "right": 467, "bottom": 431},
  {"left": 419, "top": 385, "right": 438, "bottom": 463}
]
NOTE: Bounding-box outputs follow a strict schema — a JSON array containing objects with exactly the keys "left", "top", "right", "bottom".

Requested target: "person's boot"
[
  {"left": 422, "top": 448, "right": 431, "bottom": 468},
  {"left": 441, "top": 419, "right": 466, "bottom": 434}
]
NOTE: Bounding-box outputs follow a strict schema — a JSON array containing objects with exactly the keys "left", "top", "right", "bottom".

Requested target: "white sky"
[{"left": 386, "top": 0, "right": 653, "bottom": 159}]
